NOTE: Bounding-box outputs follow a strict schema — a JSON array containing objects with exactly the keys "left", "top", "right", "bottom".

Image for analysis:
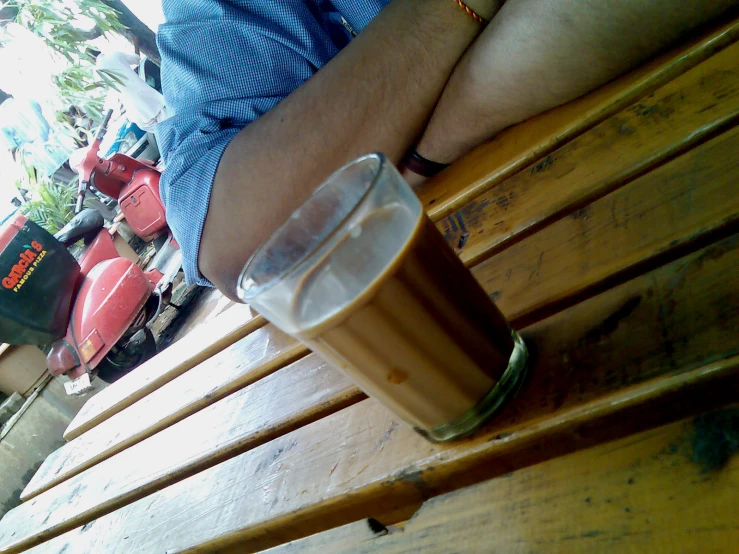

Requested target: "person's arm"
[
  {"left": 201, "top": 0, "right": 501, "bottom": 298},
  {"left": 404, "top": 0, "right": 738, "bottom": 184}
]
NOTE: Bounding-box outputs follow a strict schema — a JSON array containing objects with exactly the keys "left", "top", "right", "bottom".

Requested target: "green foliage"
[
  {"left": 7, "top": 0, "right": 125, "bottom": 64},
  {"left": 53, "top": 65, "right": 123, "bottom": 122},
  {"left": 3, "top": 0, "right": 127, "bottom": 124},
  {"left": 15, "top": 152, "right": 78, "bottom": 234},
  {"left": 19, "top": 177, "right": 77, "bottom": 235}
]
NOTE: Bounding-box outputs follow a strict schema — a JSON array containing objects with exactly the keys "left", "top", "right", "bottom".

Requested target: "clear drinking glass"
[{"left": 238, "top": 154, "right": 527, "bottom": 441}]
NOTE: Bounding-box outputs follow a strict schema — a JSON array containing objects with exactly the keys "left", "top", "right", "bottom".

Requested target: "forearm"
[
  {"left": 202, "top": 0, "right": 489, "bottom": 296},
  {"left": 414, "top": 0, "right": 738, "bottom": 166}
]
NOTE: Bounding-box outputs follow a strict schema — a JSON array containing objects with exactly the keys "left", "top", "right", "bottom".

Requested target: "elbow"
[{"left": 198, "top": 239, "right": 249, "bottom": 303}]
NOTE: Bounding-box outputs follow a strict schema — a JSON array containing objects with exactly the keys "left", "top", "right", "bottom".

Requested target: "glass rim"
[{"left": 237, "top": 152, "right": 388, "bottom": 301}]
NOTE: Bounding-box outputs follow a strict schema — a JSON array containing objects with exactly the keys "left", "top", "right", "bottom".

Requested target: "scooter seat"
[{"left": 55, "top": 209, "right": 105, "bottom": 247}]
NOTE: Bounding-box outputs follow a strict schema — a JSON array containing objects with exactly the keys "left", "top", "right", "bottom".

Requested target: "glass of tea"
[{"left": 237, "top": 154, "right": 527, "bottom": 441}]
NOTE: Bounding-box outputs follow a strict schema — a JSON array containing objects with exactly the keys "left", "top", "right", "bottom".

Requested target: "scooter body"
[
  {"left": 0, "top": 110, "right": 180, "bottom": 382},
  {"left": 45, "top": 229, "right": 155, "bottom": 379}
]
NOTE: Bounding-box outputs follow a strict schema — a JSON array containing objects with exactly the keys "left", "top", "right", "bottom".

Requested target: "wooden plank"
[
  {"left": 264, "top": 408, "right": 739, "bottom": 554},
  {"left": 264, "top": 520, "right": 387, "bottom": 554},
  {"left": 438, "top": 40, "right": 739, "bottom": 269},
  {"left": 13, "top": 232, "right": 739, "bottom": 553},
  {"left": 63, "top": 303, "right": 264, "bottom": 440},
  {"left": 7, "top": 357, "right": 362, "bottom": 548},
  {"left": 21, "top": 355, "right": 359, "bottom": 502},
  {"left": 23, "top": 362, "right": 739, "bottom": 554},
  {"left": 20, "top": 325, "right": 307, "bottom": 503},
  {"left": 21, "top": 113, "right": 739, "bottom": 498},
  {"left": 419, "top": 15, "right": 739, "bottom": 219},
  {"left": 471, "top": 124, "right": 739, "bottom": 327}
]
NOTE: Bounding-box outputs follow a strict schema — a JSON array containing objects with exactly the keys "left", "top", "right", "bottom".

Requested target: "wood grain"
[
  {"left": 419, "top": 15, "right": 739, "bottom": 219},
  {"left": 24, "top": 362, "right": 739, "bottom": 554},
  {"left": 438, "top": 41, "right": 739, "bottom": 269},
  {"left": 22, "top": 356, "right": 358, "bottom": 501},
  {"left": 21, "top": 325, "right": 307, "bottom": 503},
  {"left": 472, "top": 124, "right": 739, "bottom": 327},
  {"left": 4, "top": 357, "right": 362, "bottom": 550},
  {"left": 15, "top": 233, "right": 739, "bottom": 553},
  {"left": 63, "top": 304, "right": 264, "bottom": 441},
  {"left": 20, "top": 119, "right": 739, "bottom": 499},
  {"left": 265, "top": 409, "right": 739, "bottom": 554}
]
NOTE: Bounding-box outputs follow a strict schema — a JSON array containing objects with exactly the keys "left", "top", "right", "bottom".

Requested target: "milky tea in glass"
[{"left": 238, "top": 154, "right": 527, "bottom": 441}]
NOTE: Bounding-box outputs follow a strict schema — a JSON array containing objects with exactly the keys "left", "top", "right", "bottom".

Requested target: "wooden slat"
[
  {"left": 21, "top": 103, "right": 739, "bottom": 499},
  {"left": 13, "top": 232, "right": 739, "bottom": 553},
  {"left": 63, "top": 303, "right": 264, "bottom": 440},
  {"left": 265, "top": 409, "right": 739, "bottom": 554},
  {"left": 420, "top": 15, "right": 739, "bottom": 219},
  {"left": 8, "top": 357, "right": 361, "bottom": 548},
  {"left": 23, "top": 363, "right": 739, "bottom": 554},
  {"left": 21, "top": 355, "right": 359, "bottom": 501},
  {"left": 439, "top": 40, "right": 739, "bottom": 269},
  {"left": 472, "top": 124, "right": 739, "bottom": 326},
  {"left": 20, "top": 325, "right": 307, "bottom": 503}
]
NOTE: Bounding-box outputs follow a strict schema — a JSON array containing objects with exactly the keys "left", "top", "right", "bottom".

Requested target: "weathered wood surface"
[
  {"left": 472, "top": 125, "right": 739, "bottom": 327},
  {"left": 439, "top": 40, "right": 739, "bottom": 269},
  {"left": 63, "top": 303, "right": 264, "bottom": 440},
  {"left": 419, "top": 15, "right": 739, "bottom": 219},
  {"left": 25, "top": 49, "right": 739, "bottom": 503},
  {"left": 21, "top": 355, "right": 358, "bottom": 503},
  {"left": 265, "top": 408, "right": 739, "bottom": 554},
  {"left": 21, "top": 325, "right": 307, "bottom": 503},
  {"left": 24, "top": 362, "right": 739, "bottom": 554},
  {"left": 14, "top": 231, "right": 739, "bottom": 553},
  {"left": 5, "top": 358, "right": 360, "bottom": 550}
]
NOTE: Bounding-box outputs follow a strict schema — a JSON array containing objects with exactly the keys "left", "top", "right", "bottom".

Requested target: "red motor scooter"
[{"left": 0, "top": 111, "right": 182, "bottom": 385}]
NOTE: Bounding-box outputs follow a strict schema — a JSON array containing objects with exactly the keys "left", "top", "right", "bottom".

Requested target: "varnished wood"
[
  {"left": 264, "top": 409, "right": 739, "bottom": 553},
  {"left": 438, "top": 41, "right": 739, "bottom": 269},
  {"left": 21, "top": 325, "right": 306, "bottom": 504},
  {"left": 14, "top": 233, "right": 739, "bottom": 553},
  {"left": 21, "top": 357, "right": 356, "bottom": 501},
  {"left": 419, "top": 15, "right": 739, "bottom": 219},
  {"left": 23, "top": 109, "right": 739, "bottom": 500},
  {"left": 35, "top": 99, "right": 738, "bottom": 501},
  {"left": 17, "top": 106, "right": 739, "bottom": 502},
  {"left": 5, "top": 358, "right": 361, "bottom": 549},
  {"left": 63, "top": 304, "right": 264, "bottom": 440},
  {"left": 472, "top": 125, "right": 739, "bottom": 327},
  {"left": 23, "top": 361, "right": 739, "bottom": 554}
]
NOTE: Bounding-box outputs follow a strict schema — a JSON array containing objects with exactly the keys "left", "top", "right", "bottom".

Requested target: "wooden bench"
[{"left": 1, "top": 15, "right": 737, "bottom": 554}]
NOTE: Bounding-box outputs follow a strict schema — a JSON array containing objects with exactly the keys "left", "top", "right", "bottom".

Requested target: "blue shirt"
[{"left": 157, "top": 0, "right": 390, "bottom": 286}]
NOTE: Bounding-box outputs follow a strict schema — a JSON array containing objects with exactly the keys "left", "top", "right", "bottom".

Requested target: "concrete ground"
[
  {"left": 0, "top": 377, "right": 105, "bottom": 517},
  {"left": 0, "top": 286, "right": 234, "bottom": 518}
]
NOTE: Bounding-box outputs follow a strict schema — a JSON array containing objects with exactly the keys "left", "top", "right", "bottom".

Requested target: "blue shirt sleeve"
[{"left": 156, "top": 0, "right": 388, "bottom": 286}]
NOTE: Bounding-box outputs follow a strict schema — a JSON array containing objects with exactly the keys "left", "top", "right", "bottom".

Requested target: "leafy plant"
[
  {"left": 53, "top": 65, "right": 123, "bottom": 122},
  {"left": 14, "top": 151, "right": 78, "bottom": 234},
  {"left": 2, "top": 0, "right": 126, "bottom": 125},
  {"left": 4, "top": 0, "right": 126, "bottom": 64}
]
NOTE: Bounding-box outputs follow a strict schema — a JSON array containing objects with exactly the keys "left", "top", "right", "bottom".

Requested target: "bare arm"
[
  {"left": 406, "top": 0, "right": 738, "bottom": 181},
  {"left": 201, "top": 0, "right": 499, "bottom": 298}
]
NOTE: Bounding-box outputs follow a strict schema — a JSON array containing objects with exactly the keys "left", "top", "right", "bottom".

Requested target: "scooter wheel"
[{"left": 96, "top": 327, "right": 157, "bottom": 383}]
